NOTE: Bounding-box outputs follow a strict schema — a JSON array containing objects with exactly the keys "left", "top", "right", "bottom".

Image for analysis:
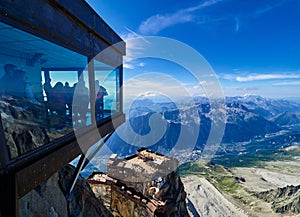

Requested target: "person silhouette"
[
  {"left": 73, "top": 80, "right": 89, "bottom": 125},
  {"left": 44, "top": 80, "right": 66, "bottom": 116},
  {"left": 95, "top": 80, "right": 108, "bottom": 121},
  {"left": 0, "top": 64, "right": 17, "bottom": 96},
  {"left": 51, "top": 82, "right": 66, "bottom": 116},
  {"left": 64, "top": 81, "right": 74, "bottom": 118}
]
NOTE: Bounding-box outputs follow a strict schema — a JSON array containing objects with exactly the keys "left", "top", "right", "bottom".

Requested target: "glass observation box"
[{"left": 0, "top": 1, "right": 125, "bottom": 216}]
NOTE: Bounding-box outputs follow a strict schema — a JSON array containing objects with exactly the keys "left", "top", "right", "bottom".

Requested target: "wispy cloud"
[
  {"left": 139, "top": 12, "right": 194, "bottom": 35},
  {"left": 272, "top": 81, "right": 300, "bottom": 86},
  {"left": 253, "top": 0, "right": 287, "bottom": 17},
  {"left": 220, "top": 70, "right": 300, "bottom": 83},
  {"left": 120, "top": 27, "right": 149, "bottom": 69},
  {"left": 123, "top": 63, "right": 135, "bottom": 69},
  {"left": 236, "top": 74, "right": 300, "bottom": 82},
  {"left": 136, "top": 0, "right": 290, "bottom": 35},
  {"left": 123, "top": 60, "right": 146, "bottom": 70},
  {"left": 121, "top": 27, "right": 144, "bottom": 40},
  {"left": 236, "top": 87, "right": 259, "bottom": 91},
  {"left": 234, "top": 17, "right": 240, "bottom": 32},
  {"left": 123, "top": 73, "right": 189, "bottom": 99},
  {"left": 138, "top": 0, "right": 224, "bottom": 35}
]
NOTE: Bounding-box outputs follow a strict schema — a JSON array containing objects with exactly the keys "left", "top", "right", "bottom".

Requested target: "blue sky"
[{"left": 86, "top": 0, "right": 300, "bottom": 99}]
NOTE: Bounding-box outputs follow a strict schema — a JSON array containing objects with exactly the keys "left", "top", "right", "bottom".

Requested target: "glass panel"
[
  {"left": 72, "top": 69, "right": 91, "bottom": 128},
  {"left": 43, "top": 69, "right": 90, "bottom": 129},
  {"left": 94, "top": 60, "right": 120, "bottom": 123},
  {"left": 0, "top": 22, "right": 88, "bottom": 159}
]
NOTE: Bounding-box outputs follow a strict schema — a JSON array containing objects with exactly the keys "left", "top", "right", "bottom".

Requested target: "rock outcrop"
[
  {"left": 19, "top": 164, "right": 113, "bottom": 217},
  {"left": 87, "top": 148, "right": 190, "bottom": 217},
  {"left": 88, "top": 172, "right": 189, "bottom": 217},
  {"left": 256, "top": 185, "right": 300, "bottom": 214},
  {"left": 0, "top": 97, "right": 73, "bottom": 159}
]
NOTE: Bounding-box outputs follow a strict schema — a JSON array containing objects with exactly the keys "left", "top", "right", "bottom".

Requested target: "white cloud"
[
  {"left": 120, "top": 27, "right": 143, "bottom": 40},
  {"left": 123, "top": 73, "right": 190, "bottom": 100},
  {"left": 120, "top": 28, "right": 149, "bottom": 69},
  {"left": 138, "top": 0, "right": 223, "bottom": 35},
  {"left": 192, "top": 80, "right": 216, "bottom": 87},
  {"left": 235, "top": 17, "right": 240, "bottom": 32},
  {"left": 138, "top": 91, "right": 161, "bottom": 97},
  {"left": 123, "top": 60, "right": 146, "bottom": 69},
  {"left": 236, "top": 74, "right": 300, "bottom": 82},
  {"left": 123, "top": 63, "right": 135, "bottom": 69},
  {"left": 219, "top": 73, "right": 237, "bottom": 80},
  {"left": 139, "top": 13, "right": 194, "bottom": 35},
  {"left": 253, "top": 0, "right": 287, "bottom": 17},
  {"left": 186, "top": 80, "right": 219, "bottom": 97},
  {"left": 138, "top": 62, "right": 145, "bottom": 67},
  {"left": 236, "top": 87, "right": 259, "bottom": 91},
  {"left": 120, "top": 28, "right": 152, "bottom": 69},
  {"left": 272, "top": 81, "right": 300, "bottom": 86}
]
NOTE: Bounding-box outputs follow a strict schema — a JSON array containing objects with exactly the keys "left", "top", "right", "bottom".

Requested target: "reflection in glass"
[
  {"left": 94, "top": 60, "right": 120, "bottom": 123},
  {"left": 0, "top": 22, "right": 87, "bottom": 159},
  {"left": 72, "top": 71, "right": 91, "bottom": 128}
]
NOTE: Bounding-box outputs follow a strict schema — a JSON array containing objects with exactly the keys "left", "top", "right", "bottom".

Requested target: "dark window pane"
[{"left": 0, "top": 22, "right": 87, "bottom": 159}]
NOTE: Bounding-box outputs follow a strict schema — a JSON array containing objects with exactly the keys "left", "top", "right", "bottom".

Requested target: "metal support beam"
[
  {"left": 82, "top": 132, "right": 113, "bottom": 170},
  {"left": 66, "top": 132, "right": 112, "bottom": 199},
  {"left": 66, "top": 153, "right": 87, "bottom": 201}
]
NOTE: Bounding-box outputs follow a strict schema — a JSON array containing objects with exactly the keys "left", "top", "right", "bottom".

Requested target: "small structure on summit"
[
  {"left": 107, "top": 148, "right": 179, "bottom": 183},
  {"left": 87, "top": 148, "right": 189, "bottom": 217}
]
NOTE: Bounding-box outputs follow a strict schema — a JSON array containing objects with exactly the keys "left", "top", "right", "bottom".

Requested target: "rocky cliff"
[
  {"left": 256, "top": 184, "right": 300, "bottom": 214},
  {"left": 19, "top": 164, "right": 113, "bottom": 217},
  {"left": 0, "top": 97, "right": 73, "bottom": 159},
  {"left": 88, "top": 171, "right": 189, "bottom": 217}
]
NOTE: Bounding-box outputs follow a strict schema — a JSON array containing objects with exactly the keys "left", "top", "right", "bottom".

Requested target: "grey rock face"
[{"left": 19, "top": 164, "right": 113, "bottom": 217}]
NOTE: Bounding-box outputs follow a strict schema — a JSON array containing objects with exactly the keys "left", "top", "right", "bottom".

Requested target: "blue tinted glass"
[
  {"left": 94, "top": 60, "right": 120, "bottom": 123},
  {"left": 0, "top": 22, "right": 88, "bottom": 159}
]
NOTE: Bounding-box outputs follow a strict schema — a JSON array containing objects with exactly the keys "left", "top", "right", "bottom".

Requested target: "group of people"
[
  {"left": 44, "top": 79, "right": 90, "bottom": 125},
  {"left": 44, "top": 79, "right": 72, "bottom": 117},
  {"left": 43, "top": 78, "right": 108, "bottom": 124},
  {"left": 0, "top": 63, "right": 109, "bottom": 127}
]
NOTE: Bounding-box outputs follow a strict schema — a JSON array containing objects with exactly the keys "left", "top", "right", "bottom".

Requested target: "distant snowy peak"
[
  {"left": 225, "top": 94, "right": 264, "bottom": 103},
  {"left": 223, "top": 95, "right": 300, "bottom": 118},
  {"left": 242, "top": 93, "right": 264, "bottom": 100},
  {"left": 127, "top": 95, "right": 300, "bottom": 120}
]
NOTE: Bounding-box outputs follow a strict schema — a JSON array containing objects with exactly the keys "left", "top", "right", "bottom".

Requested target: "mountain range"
[
  {"left": 256, "top": 184, "right": 300, "bottom": 214},
  {"left": 106, "top": 95, "right": 300, "bottom": 161}
]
